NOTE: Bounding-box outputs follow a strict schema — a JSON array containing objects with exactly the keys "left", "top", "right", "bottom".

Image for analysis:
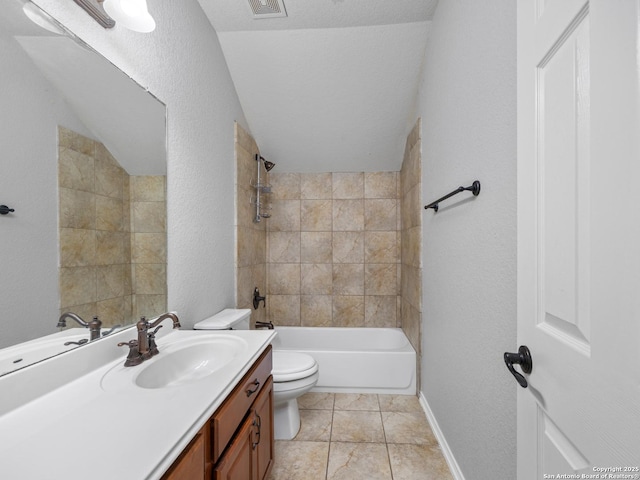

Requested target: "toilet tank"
[{"left": 193, "top": 309, "right": 251, "bottom": 330}]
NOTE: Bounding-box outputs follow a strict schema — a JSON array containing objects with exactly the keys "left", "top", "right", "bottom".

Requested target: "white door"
[{"left": 516, "top": 0, "right": 640, "bottom": 477}]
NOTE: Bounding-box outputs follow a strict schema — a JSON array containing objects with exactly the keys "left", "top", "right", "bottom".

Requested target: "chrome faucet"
[
  {"left": 118, "top": 312, "right": 181, "bottom": 367},
  {"left": 57, "top": 312, "right": 102, "bottom": 341}
]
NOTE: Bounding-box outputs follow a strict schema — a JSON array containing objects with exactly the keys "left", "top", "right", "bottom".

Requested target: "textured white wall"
[
  {"left": 35, "top": 0, "right": 248, "bottom": 328},
  {"left": 416, "top": 1, "right": 517, "bottom": 478}
]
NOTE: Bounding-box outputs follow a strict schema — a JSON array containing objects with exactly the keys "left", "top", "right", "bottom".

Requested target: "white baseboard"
[{"left": 418, "top": 391, "right": 466, "bottom": 480}]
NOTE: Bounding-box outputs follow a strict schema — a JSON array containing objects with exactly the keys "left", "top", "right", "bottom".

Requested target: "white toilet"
[{"left": 194, "top": 309, "right": 319, "bottom": 440}]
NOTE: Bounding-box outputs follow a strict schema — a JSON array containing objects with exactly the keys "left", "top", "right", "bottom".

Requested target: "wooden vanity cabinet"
[
  {"left": 161, "top": 346, "right": 273, "bottom": 480},
  {"left": 213, "top": 377, "right": 273, "bottom": 480},
  {"left": 162, "top": 431, "right": 206, "bottom": 480}
]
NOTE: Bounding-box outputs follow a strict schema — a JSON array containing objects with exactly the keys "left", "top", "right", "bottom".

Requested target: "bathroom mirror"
[{"left": 0, "top": 0, "right": 167, "bottom": 375}]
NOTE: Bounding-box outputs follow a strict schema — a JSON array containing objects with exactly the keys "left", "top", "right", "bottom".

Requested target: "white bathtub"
[{"left": 270, "top": 326, "right": 416, "bottom": 395}]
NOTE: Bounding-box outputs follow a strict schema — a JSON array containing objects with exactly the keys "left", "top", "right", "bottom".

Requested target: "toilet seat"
[{"left": 272, "top": 351, "right": 318, "bottom": 382}]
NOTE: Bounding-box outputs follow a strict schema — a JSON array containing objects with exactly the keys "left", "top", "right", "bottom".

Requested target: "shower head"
[
  {"left": 263, "top": 159, "right": 276, "bottom": 172},
  {"left": 258, "top": 155, "right": 276, "bottom": 172}
]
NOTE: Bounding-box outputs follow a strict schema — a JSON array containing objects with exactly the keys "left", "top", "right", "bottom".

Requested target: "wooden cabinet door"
[
  {"left": 161, "top": 432, "right": 205, "bottom": 480},
  {"left": 213, "top": 413, "right": 256, "bottom": 480},
  {"left": 253, "top": 377, "right": 274, "bottom": 480}
]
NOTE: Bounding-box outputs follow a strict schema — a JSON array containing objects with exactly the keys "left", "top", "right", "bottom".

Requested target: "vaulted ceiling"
[{"left": 197, "top": 0, "right": 438, "bottom": 173}]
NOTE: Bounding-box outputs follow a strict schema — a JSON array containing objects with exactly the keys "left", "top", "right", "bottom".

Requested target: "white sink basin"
[
  {"left": 101, "top": 333, "right": 249, "bottom": 391},
  {"left": 136, "top": 337, "right": 247, "bottom": 389}
]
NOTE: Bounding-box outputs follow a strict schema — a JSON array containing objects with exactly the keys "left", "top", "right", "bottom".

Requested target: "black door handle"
[{"left": 504, "top": 345, "right": 532, "bottom": 388}]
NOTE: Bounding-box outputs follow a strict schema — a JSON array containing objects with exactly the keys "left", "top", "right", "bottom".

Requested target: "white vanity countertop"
[{"left": 0, "top": 328, "right": 276, "bottom": 480}]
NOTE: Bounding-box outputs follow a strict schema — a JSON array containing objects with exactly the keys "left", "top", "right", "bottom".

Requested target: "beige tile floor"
[{"left": 268, "top": 393, "right": 454, "bottom": 480}]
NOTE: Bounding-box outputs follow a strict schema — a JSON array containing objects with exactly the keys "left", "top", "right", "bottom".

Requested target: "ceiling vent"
[{"left": 248, "top": 0, "right": 287, "bottom": 19}]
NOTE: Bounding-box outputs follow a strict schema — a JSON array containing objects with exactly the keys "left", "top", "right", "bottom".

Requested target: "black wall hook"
[
  {"left": 424, "top": 181, "right": 481, "bottom": 212},
  {"left": 0, "top": 205, "right": 15, "bottom": 215}
]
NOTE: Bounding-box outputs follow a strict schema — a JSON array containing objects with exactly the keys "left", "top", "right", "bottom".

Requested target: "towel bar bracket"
[{"left": 0, "top": 205, "right": 15, "bottom": 215}]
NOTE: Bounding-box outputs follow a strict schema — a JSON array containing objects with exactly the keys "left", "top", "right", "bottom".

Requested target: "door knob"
[{"left": 504, "top": 345, "right": 532, "bottom": 388}]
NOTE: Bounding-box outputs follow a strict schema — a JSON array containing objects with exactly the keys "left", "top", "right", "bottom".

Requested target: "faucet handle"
[
  {"left": 148, "top": 325, "right": 163, "bottom": 357},
  {"left": 117, "top": 340, "right": 144, "bottom": 367}
]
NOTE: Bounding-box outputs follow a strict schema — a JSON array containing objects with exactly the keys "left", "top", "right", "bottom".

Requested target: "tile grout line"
[
  {"left": 324, "top": 393, "right": 336, "bottom": 480},
  {"left": 378, "top": 394, "right": 396, "bottom": 480}
]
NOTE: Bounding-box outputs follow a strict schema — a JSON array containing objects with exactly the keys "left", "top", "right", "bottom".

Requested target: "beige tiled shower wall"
[
  {"left": 400, "top": 119, "right": 422, "bottom": 357},
  {"left": 265, "top": 171, "right": 401, "bottom": 328},
  {"left": 58, "top": 126, "right": 166, "bottom": 327},
  {"left": 235, "top": 122, "right": 267, "bottom": 326}
]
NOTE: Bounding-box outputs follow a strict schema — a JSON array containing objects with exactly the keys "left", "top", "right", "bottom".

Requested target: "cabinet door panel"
[
  {"left": 161, "top": 432, "right": 205, "bottom": 480},
  {"left": 254, "top": 377, "right": 274, "bottom": 480},
  {"left": 214, "top": 413, "right": 256, "bottom": 480}
]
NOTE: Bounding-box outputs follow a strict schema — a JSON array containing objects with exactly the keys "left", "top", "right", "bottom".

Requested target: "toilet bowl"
[
  {"left": 194, "top": 309, "right": 319, "bottom": 440},
  {"left": 272, "top": 351, "right": 319, "bottom": 440}
]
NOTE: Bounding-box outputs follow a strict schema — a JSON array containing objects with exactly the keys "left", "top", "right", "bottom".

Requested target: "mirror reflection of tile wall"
[{"left": 58, "top": 126, "right": 166, "bottom": 327}]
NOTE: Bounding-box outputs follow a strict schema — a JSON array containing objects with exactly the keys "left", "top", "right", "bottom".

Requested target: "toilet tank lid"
[{"left": 194, "top": 308, "right": 251, "bottom": 330}]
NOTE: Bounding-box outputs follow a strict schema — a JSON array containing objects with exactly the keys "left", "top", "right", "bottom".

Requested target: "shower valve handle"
[{"left": 253, "top": 287, "right": 266, "bottom": 309}]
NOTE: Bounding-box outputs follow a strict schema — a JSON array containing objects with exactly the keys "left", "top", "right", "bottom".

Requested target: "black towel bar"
[{"left": 424, "top": 181, "right": 481, "bottom": 212}]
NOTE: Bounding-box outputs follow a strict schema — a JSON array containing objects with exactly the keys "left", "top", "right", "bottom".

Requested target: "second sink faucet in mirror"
[{"left": 57, "top": 312, "right": 102, "bottom": 341}]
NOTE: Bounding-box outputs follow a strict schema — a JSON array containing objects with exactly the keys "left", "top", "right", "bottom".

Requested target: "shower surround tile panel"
[
  {"left": 267, "top": 170, "right": 401, "bottom": 328},
  {"left": 300, "top": 264, "right": 332, "bottom": 294},
  {"left": 300, "top": 199, "right": 332, "bottom": 231},
  {"left": 365, "top": 198, "right": 398, "bottom": 231},
  {"left": 268, "top": 231, "right": 301, "bottom": 263},
  {"left": 332, "top": 172, "right": 364, "bottom": 199},
  {"left": 234, "top": 122, "right": 267, "bottom": 326},
  {"left": 332, "top": 231, "right": 364, "bottom": 263},
  {"left": 364, "top": 231, "right": 398, "bottom": 264},
  {"left": 365, "top": 172, "right": 397, "bottom": 199},
  {"left": 300, "top": 295, "right": 332, "bottom": 327},
  {"left": 300, "top": 232, "right": 332, "bottom": 263},
  {"left": 365, "top": 295, "right": 398, "bottom": 327},
  {"left": 332, "top": 199, "right": 364, "bottom": 231},
  {"left": 400, "top": 118, "right": 423, "bottom": 369},
  {"left": 301, "top": 173, "right": 332, "bottom": 199}
]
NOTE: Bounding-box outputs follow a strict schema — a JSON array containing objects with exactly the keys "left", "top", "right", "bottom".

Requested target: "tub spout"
[{"left": 255, "top": 321, "right": 274, "bottom": 330}]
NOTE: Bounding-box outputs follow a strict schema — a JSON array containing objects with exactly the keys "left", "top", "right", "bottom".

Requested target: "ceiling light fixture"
[
  {"left": 103, "top": 0, "right": 156, "bottom": 33},
  {"left": 73, "top": 0, "right": 156, "bottom": 32}
]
